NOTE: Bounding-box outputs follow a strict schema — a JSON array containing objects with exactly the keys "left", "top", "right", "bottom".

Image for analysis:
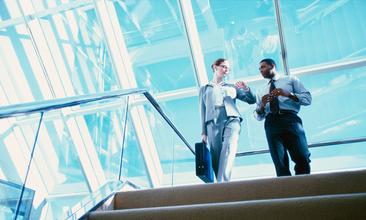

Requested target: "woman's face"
[{"left": 214, "top": 60, "right": 230, "bottom": 78}]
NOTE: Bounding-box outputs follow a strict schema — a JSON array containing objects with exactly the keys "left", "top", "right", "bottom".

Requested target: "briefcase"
[{"left": 195, "top": 142, "right": 214, "bottom": 183}]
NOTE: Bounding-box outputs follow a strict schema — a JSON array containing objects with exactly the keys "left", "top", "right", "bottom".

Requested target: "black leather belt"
[{"left": 268, "top": 109, "right": 297, "bottom": 116}]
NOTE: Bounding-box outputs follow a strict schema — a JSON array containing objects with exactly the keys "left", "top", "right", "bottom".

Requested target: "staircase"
[{"left": 86, "top": 169, "right": 366, "bottom": 220}]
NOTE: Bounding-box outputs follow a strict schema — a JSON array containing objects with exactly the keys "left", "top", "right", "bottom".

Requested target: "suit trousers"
[
  {"left": 206, "top": 106, "right": 241, "bottom": 182},
  {"left": 265, "top": 113, "right": 311, "bottom": 176}
]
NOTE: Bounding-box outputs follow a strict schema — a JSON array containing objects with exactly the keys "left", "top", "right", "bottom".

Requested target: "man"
[{"left": 254, "top": 58, "right": 312, "bottom": 176}]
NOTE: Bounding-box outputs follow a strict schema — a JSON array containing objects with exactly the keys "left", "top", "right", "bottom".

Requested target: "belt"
[{"left": 268, "top": 109, "right": 297, "bottom": 116}]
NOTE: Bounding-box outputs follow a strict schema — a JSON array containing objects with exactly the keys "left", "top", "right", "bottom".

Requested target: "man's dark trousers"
[{"left": 264, "top": 112, "right": 311, "bottom": 176}]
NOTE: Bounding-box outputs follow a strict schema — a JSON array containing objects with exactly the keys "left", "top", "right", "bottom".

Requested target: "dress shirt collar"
[
  {"left": 268, "top": 73, "right": 280, "bottom": 84},
  {"left": 208, "top": 80, "right": 226, "bottom": 87}
]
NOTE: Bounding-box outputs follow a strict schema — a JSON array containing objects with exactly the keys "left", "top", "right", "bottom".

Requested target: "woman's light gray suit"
[{"left": 199, "top": 83, "right": 256, "bottom": 182}]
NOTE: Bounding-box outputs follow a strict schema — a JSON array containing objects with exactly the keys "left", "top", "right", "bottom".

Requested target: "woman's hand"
[
  {"left": 201, "top": 134, "right": 207, "bottom": 143},
  {"left": 235, "top": 81, "right": 249, "bottom": 90}
]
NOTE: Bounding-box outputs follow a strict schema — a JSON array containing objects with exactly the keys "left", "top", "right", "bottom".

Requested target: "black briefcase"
[{"left": 195, "top": 142, "right": 214, "bottom": 183}]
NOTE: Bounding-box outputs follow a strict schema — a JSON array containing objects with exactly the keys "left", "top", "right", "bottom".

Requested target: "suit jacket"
[{"left": 199, "top": 83, "right": 256, "bottom": 135}]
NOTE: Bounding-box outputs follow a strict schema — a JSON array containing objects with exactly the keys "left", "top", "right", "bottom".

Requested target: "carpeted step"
[
  {"left": 88, "top": 192, "right": 366, "bottom": 220},
  {"left": 114, "top": 169, "right": 366, "bottom": 210}
]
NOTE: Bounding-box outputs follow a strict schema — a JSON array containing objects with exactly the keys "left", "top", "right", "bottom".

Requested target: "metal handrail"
[
  {"left": 143, "top": 92, "right": 194, "bottom": 154},
  {"left": 0, "top": 88, "right": 194, "bottom": 154},
  {"left": 0, "top": 88, "right": 145, "bottom": 119},
  {"left": 159, "top": 136, "right": 366, "bottom": 164}
]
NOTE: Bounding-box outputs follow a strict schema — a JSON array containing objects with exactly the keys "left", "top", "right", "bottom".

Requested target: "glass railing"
[
  {"left": 141, "top": 94, "right": 195, "bottom": 186},
  {"left": 1, "top": 87, "right": 366, "bottom": 219},
  {"left": 233, "top": 137, "right": 366, "bottom": 179},
  {"left": 0, "top": 88, "right": 195, "bottom": 220},
  {"left": 0, "top": 180, "right": 35, "bottom": 220}
]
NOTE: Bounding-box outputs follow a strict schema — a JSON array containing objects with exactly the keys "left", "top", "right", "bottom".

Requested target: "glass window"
[
  {"left": 0, "top": 0, "right": 22, "bottom": 21},
  {"left": 297, "top": 66, "right": 366, "bottom": 143},
  {"left": 192, "top": 0, "right": 282, "bottom": 79},
  {"left": 281, "top": 0, "right": 366, "bottom": 68},
  {"left": 238, "top": 65, "right": 366, "bottom": 151},
  {"left": 33, "top": 4, "right": 119, "bottom": 96},
  {"left": 0, "top": 23, "right": 48, "bottom": 104},
  {"left": 0, "top": 2, "right": 120, "bottom": 105},
  {"left": 0, "top": 114, "right": 47, "bottom": 220},
  {"left": 113, "top": 0, "right": 198, "bottom": 93}
]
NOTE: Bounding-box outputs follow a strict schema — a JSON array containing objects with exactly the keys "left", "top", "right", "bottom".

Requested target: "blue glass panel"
[
  {"left": 234, "top": 141, "right": 366, "bottom": 179},
  {"left": 150, "top": 96, "right": 200, "bottom": 183},
  {"left": 156, "top": 96, "right": 200, "bottom": 159},
  {"left": 143, "top": 104, "right": 174, "bottom": 163},
  {"left": 0, "top": 1, "right": 21, "bottom": 21},
  {"left": 192, "top": 0, "right": 282, "bottom": 79},
  {"left": 113, "top": 0, "right": 198, "bottom": 93},
  {"left": 0, "top": 114, "right": 42, "bottom": 220},
  {"left": 238, "top": 66, "right": 366, "bottom": 150},
  {"left": 143, "top": 100, "right": 198, "bottom": 185},
  {"left": 120, "top": 116, "right": 150, "bottom": 188},
  {"left": 281, "top": 0, "right": 366, "bottom": 68},
  {"left": 82, "top": 99, "right": 129, "bottom": 181},
  {"left": 298, "top": 67, "right": 366, "bottom": 143},
  {"left": 37, "top": 5, "right": 119, "bottom": 95},
  {"left": 0, "top": 23, "right": 45, "bottom": 104}
]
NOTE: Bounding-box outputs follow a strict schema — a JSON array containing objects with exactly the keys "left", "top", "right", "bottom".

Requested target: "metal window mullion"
[
  {"left": 178, "top": 0, "right": 208, "bottom": 86},
  {"left": 15, "top": 0, "right": 57, "bottom": 98},
  {"left": 273, "top": 0, "right": 290, "bottom": 75},
  {"left": 92, "top": 0, "right": 133, "bottom": 88}
]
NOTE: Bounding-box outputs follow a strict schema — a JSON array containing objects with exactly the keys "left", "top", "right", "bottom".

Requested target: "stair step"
[
  {"left": 114, "top": 169, "right": 366, "bottom": 209},
  {"left": 88, "top": 193, "right": 366, "bottom": 220}
]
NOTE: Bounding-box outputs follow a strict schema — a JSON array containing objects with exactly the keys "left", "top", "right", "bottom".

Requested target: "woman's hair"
[{"left": 211, "top": 58, "right": 227, "bottom": 71}]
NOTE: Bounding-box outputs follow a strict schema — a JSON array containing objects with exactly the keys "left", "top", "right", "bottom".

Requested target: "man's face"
[{"left": 259, "top": 62, "right": 274, "bottom": 79}]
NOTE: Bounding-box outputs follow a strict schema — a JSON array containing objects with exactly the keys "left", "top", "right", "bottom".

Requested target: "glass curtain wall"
[
  {"left": 0, "top": 0, "right": 147, "bottom": 219},
  {"left": 190, "top": 0, "right": 366, "bottom": 179},
  {"left": 132, "top": 0, "right": 366, "bottom": 180},
  {"left": 1, "top": 1, "right": 366, "bottom": 218}
]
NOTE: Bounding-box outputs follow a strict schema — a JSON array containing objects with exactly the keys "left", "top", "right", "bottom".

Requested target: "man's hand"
[
  {"left": 270, "top": 88, "right": 290, "bottom": 97},
  {"left": 202, "top": 134, "right": 207, "bottom": 143},
  {"left": 270, "top": 88, "right": 299, "bottom": 101},
  {"left": 261, "top": 94, "right": 272, "bottom": 107},
  {"left": 256, "top": 94, "right": 272, "bottom": 114},
  {"left": 235, "top": 81, "right": 249, "bottom": 90}
]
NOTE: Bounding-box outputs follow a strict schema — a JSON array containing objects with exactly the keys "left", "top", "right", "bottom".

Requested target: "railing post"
[
  {"left": 14, "top": 112, "right": 44, "bottom": 220},
  {"left": 273, "top": 0, "right": 290, "bottom": 75},
  {"left": 118, "top": 96, "right": 130, "bottom": 181}
]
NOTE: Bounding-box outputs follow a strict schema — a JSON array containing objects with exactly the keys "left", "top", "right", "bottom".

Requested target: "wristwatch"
[{"left": 289, "top": 92, "right": 299, "bottom": 101}]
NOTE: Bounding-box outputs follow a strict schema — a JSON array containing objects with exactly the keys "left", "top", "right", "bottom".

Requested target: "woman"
[{"left": 199, "top": 58, "right": 256, "bottom": 182}]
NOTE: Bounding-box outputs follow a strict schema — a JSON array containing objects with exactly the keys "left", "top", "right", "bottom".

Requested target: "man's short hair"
[{"left": 260, "top": 58, "right": 276, "bottom": 67}]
